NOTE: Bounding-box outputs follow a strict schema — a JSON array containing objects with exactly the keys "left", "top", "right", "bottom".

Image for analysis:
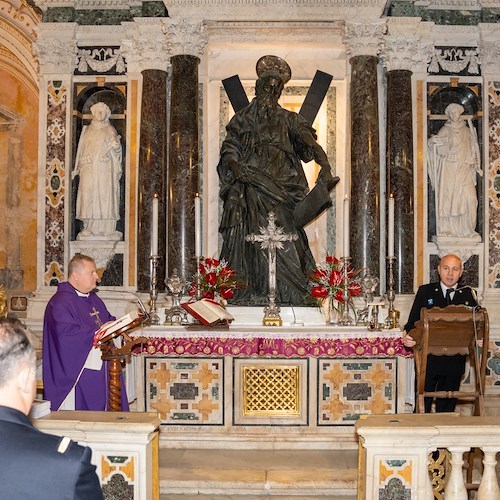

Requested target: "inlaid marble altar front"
[{"left": 132, "top": 324, "right": 411, "bottom": 429}]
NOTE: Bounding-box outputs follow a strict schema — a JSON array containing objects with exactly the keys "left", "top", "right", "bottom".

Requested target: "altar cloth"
[{"left": 133, "top": 326, "right": 411, "bottom": 358}]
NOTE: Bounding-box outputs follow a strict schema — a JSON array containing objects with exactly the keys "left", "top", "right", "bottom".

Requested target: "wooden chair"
[
  {"left": 412, "top": 306, "right": 489, "bottom": 496},
  {"left": 411, "top": 305, "right": 489, "bottom": 416}
]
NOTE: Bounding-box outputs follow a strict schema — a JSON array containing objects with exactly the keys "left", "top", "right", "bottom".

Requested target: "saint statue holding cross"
[{"left": 218, "top": 55, "right": 339, "bottom": 305}]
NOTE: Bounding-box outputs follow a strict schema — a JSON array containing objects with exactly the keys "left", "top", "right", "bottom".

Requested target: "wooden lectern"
[
  {"left": 411, "top": 305, "right": 489, "bottom": 415},
  {"left": 96, "top": 316, "right": 147, "bottom": 411}
]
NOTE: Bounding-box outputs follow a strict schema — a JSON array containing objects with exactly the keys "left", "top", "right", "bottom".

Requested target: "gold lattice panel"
[
  {"left": 233, "top": 358, "right": 308, "bottom": 425},
  {"left": 243, "top": 365, "right": 300, "bottom": 416}
]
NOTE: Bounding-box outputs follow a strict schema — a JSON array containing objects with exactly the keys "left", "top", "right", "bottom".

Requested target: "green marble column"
[
  {"left": 168, "top": 54, "right": 200, "bottom": 281},
  {"left": 137, "top": 69, "right": 168, "bottom": 292},
  {"left": 350, "top": 55, "right": 380, "bottom": 278},
  {"left": 387, "top": 69, "right": 414, "bottom": 293}
]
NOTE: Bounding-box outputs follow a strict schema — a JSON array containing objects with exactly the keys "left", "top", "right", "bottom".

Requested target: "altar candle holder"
[
  {"left": 195, "top": 256, "right": 204, "bottom": 301},
  {"left": 384, "top": 256, "right": 400, "bottom": 329},
  {"left": 337, "top": 256, "right": 354, "bottom": 326},
  {"left": 164, "top": 268, "right": 189, "bottom": 326},
  {"left": 149, "top": 255, "right": 160, "bottom": 325}
]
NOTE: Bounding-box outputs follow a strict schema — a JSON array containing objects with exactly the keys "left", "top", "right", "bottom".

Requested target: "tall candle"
[
  {"left": 195, "top": 193, "right": 202, "bottom": 258},
  {"left": 343, "top": 196, "right": 349, "bottom": 258},
  {"left": 151, "top": 194, "right": 159, "bottom": 256},
  {"left": 388, "top": 194, "right": 395, "bottom": 258}
]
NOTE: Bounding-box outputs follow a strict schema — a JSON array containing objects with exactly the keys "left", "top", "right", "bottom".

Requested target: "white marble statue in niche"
[
  {"left": 73, "top": 101, "right": 122, "bottom": 241},
  {"left": 427, "top": 102, "right": 482, "bottom": 241}
]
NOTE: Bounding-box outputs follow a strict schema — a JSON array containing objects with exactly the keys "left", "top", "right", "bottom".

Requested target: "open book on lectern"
[
  {"left": 181, "top": 298, "right": 234, "bottom": 326},
  {"left": 93, "top": 310, "right": 144, "bottom": 346}
]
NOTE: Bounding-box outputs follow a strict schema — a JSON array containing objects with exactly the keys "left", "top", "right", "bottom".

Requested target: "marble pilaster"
[
  {"left": 33, "top": 24, "right": 78, "bottom": 286},
  {"left": 344, "top": 21, "right": 385, "bottom": 280},
  {"left": 167, "top": 54, "right": 200, "bottom": 281},
  {"left": 137, "top": 69, "right": 168, "bottom": 292}
]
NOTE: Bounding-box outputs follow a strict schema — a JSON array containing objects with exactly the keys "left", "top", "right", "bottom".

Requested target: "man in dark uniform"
[
  {"left": 0, "top": 317, "right": 104, "bottom": 500},
  {"left": 403, "top": 254, "right": 477, "bottom": 412}
]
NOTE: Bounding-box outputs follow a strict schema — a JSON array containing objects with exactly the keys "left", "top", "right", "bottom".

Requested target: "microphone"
[
  {"left": 93, "top": 288, "right": 151, "bottom": 322},
  {"left": 455, "top": 285, "right": 481, "bottom": 310}
]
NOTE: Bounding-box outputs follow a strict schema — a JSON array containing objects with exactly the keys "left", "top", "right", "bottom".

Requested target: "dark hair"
[
  {"left": 68, "top": 253, "right": 95, "bottom": 277},
  {"left": 0, "top": 317, "right": 35, "bottom": 389}
]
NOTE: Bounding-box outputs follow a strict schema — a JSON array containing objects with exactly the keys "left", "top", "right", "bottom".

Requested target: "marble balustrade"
[
  {"left": 355, "top": 413, "right": 500, "bottom": 500},
  {"left": 33, "top": 411, "right": 161, "bottom": 500}
]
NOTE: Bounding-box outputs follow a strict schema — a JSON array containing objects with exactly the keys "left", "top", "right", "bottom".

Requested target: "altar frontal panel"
[
  {"left": 318, "top": 358, "right": 398, "bottom": 426},
  {"left": 145, "top": 357, "right": 224, "bottom": 425},
  {"left": 233, "top": 358, "right": 309, "bottom": 426}
]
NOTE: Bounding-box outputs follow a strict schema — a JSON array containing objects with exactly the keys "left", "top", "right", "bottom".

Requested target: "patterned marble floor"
[{"left": 159, "top": 448, "right": 358, "bottom": 498}]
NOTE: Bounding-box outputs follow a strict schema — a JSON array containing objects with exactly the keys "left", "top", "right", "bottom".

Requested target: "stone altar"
[{"left": 131, "top": 316, "right": 412, "bottom": 440}]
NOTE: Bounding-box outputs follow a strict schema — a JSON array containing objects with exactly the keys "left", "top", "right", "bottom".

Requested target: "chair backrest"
[{"left": 413, "top": 305, "right": 488, "bottom": 356}]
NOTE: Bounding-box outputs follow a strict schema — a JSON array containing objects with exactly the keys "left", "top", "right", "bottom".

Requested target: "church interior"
[{"left": 1, "top": 0, "right": 500, "bottom": 497}]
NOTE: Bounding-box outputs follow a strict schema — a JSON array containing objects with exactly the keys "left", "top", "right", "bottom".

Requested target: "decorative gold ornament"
[{"left": 242, "top": 365, "right": 300, "bottom": 416}]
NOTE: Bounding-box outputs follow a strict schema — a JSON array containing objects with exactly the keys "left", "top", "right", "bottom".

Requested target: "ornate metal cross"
[
  {"left": 90, "top": 307, "right": 102, "bottom": 327},
  {"left": 245, "top": 211, "right": 298, "bottom": 326}
]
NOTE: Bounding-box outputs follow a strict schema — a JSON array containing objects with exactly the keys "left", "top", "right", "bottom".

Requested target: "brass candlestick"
[
  {"left": 385, "top": 256, "right": 400, "bottom": 329},
  {"left": 195, "top": 256, "right": 203, "bottom": 301},
  {"left": 337, "top": 256, "right": 354, "bottom": 326},
  {"left": 149, "top": 255, "right": 160, "bottom": 325}
]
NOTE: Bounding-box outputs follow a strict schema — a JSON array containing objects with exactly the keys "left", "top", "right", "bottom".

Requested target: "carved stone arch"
[{"left": 0, "top": 0, "right": 40, "bottom": 89}]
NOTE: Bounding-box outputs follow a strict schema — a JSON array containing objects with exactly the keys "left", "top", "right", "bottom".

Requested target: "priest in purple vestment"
[{"left": 43, "top": 254, "right": 129, "bottom": 411}]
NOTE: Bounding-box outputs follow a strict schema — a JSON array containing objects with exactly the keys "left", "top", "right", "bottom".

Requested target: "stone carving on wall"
[
  {"left": 162, "top": 18, "right": 207, "bottom": 57},
  {"left": 428, "top": 102, "right": 482, "bottom": 242},
  {"left": 479, "top": 37, "right": 500, "bottom": 75},
  {"left": 428, "top": 47, "right": 480, "bottom": 74},
  {"left": 76, "top": 47, "right": 126, "bottom": 74},
  {"left": 33, "top": 27, "right": 78, "bottom": 74},
  {"left": 381, "top": 35, "right": 433, "bottom": 73},
  {"left": 73, "top": 101, "right": 123, "bottom": 241},
  {"left": 343, "top": 20, "right": 386, "bottom": 58},
  {"left": 121, "top": 19, "right": 172, "bottom": 72}
]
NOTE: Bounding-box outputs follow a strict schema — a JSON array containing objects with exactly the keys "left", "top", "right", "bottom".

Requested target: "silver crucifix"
[{"left": 245, "top": 211, "right": 298, "bottom": 326}]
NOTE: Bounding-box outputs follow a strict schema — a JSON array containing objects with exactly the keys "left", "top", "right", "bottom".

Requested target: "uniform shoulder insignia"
[{"left": 57, "top": 436, "right": 72, "bottom": 454}]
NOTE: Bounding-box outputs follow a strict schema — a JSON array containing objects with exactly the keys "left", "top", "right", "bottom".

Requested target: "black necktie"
[{"left": 445, "top": 288, "right": 454, "bottom": 305}]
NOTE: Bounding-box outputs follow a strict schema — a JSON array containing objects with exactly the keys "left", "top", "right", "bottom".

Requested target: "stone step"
[{"left": 159, "top": 448, "right": 358, "bottom": 498}]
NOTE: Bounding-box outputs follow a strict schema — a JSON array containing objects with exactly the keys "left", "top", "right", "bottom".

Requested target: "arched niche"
[{"left": 71, "top": 84, "right": 127, "bottom": 241}]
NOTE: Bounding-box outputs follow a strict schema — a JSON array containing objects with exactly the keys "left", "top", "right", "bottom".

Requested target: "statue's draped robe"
[
  {"left": 218, "top": 99, "right": 321, "bottom": 305},
  {"left": 43, "top": 282, "right": 129, "bottom": 411},
  {"left": 427, "top": 119, "right": 480, "bottom": 238},
  {"left": 75, "top": 120, "right": 122, "bottom": 236}
]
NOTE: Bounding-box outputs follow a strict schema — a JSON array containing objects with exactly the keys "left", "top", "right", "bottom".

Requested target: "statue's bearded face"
[{"left": 256, "top": 75, "right": 283, "bottom": 121}]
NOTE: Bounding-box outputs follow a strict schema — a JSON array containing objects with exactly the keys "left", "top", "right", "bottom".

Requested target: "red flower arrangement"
[
  {"left": 309, "top": 256, "right": 362, "bottom": 307},
  {"left": 189, "top": 258, "right": 242, "bottom": 302}
]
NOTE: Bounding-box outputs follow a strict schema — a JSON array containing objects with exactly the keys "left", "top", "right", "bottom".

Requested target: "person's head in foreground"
[{"left": 0, "top": 317, "right": 36, "bottom": 415}]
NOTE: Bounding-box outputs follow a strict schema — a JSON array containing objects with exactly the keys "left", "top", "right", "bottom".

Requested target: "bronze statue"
[{"left": 218, "top": 55, "right": 339, "bottom": 305}]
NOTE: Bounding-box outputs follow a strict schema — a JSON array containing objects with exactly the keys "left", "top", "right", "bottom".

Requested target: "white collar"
[{"left": 440, "top": 282, "right": 457, "bottom": 295}]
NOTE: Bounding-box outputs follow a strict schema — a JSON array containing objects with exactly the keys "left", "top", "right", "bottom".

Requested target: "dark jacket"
[
  {"left": 404, "top": 282, "right": 477, "bottom": 333},
  {"left": 0, "top": 405, "right": 104, "bottom": 500},
  {"left": 404, "top": 282, "right": 477, "bottom": 376}
]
